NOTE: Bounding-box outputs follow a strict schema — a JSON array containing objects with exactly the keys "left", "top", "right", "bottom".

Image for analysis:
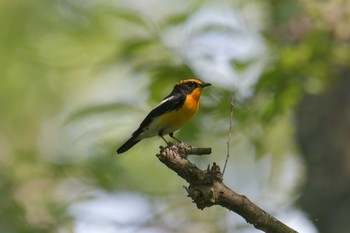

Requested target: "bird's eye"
[{"left": 189, "top": 82, "right": 196, "bottom": 87}]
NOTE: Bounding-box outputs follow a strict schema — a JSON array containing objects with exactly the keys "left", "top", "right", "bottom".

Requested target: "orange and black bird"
[{"left": 117, "top": 78, "right": 211, "bottom": 154}]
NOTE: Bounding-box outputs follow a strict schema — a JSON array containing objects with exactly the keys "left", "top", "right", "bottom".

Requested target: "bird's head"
[{"left": 175, "top": 78, "right": 211, "bottom": 93}]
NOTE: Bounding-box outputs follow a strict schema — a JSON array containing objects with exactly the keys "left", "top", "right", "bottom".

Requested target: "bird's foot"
[
  {"left": 159, "top": 143, "right": 177, "bottom": 159},
  {"left": 159, "top": 142, "right": 174, "bottom": 153},
  {"left": 159, "top": 142, "right": 192, "bottom": 159}
]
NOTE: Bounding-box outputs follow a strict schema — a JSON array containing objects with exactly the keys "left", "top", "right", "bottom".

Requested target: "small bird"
[{"left": 117, "top": 78, "right": 211, "bottom": 154}]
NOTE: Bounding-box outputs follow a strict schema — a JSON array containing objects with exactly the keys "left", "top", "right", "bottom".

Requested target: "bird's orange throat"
[
  {"left": 191, "top": 88, "right": 203, "bottom": 102},
  {"left": 183, "top": 87, "right": 202, "bottom": 114}
]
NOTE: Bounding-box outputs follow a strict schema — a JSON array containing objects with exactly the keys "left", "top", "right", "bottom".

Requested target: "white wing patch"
[
  {"left": 155, "top": 95, "right": 174, "bottom": 108},
  {"left": 136, "top": 95, "right": 176, "bottom": 140}
]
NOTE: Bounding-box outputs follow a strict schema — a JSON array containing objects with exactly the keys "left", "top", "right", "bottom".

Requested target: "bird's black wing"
[
  {"left": 133, "top": 91, "right": 185, "bottom": 135},
  {"left": 117, "top": 92, "right": 185, "bottom": 154}
]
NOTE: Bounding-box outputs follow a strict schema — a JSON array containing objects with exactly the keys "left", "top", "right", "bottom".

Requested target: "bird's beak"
[{"left": 201, "top": 82, "right": 211, "bottom": 88}]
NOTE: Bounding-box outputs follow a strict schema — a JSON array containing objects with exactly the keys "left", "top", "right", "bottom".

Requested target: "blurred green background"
[{"left": 1, "top": 0, "right": 350, "bottom": 233}]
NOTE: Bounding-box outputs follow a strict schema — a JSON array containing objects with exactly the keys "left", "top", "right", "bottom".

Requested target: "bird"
[{"left": 117, "top": 78, "right": 211, "bottom": 154}]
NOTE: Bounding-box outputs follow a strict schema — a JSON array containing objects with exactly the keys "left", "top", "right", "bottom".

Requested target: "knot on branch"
[
  {"left": 185, "top": 163, "right": 223, "bottom": 209},
  {"left": 186, "top": 185, "right": 214, "bottom": 209},
  {"left": 207, "top": 162, "right": 223, "bottom": 182}
]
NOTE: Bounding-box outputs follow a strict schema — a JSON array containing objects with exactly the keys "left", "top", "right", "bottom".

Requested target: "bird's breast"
[
  {"left": 156, "top": 90, "right": 202, "bottom": 133},
  {"left": 138, "top": 88, "right": 203, "bottom": 139}
]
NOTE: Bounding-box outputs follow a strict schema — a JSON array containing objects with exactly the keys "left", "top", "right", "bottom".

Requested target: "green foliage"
[{"left": 1, "top": 0, "right": 347, "bottom": 232}]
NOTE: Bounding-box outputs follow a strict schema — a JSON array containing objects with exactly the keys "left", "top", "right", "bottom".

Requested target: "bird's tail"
[{"left": 117, "top": 136, "right": 141, "bottom": 154}]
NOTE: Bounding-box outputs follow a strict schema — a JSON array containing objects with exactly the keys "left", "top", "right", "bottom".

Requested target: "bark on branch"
[{"left": 156, "top": 142, "right": 298, "bottom": 233}]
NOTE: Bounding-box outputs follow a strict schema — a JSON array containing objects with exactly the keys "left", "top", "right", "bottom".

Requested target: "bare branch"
[
  {"left": 223, "top": 95, "right": 235, "bottom": 174},
  {"left": 156, "top": 142, "right": 298, "bottom": 233}
]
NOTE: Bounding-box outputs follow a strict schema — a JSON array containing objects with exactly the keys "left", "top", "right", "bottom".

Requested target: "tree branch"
[{"left": 156, "top": 142, "right": 298, "bottom": 233}]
